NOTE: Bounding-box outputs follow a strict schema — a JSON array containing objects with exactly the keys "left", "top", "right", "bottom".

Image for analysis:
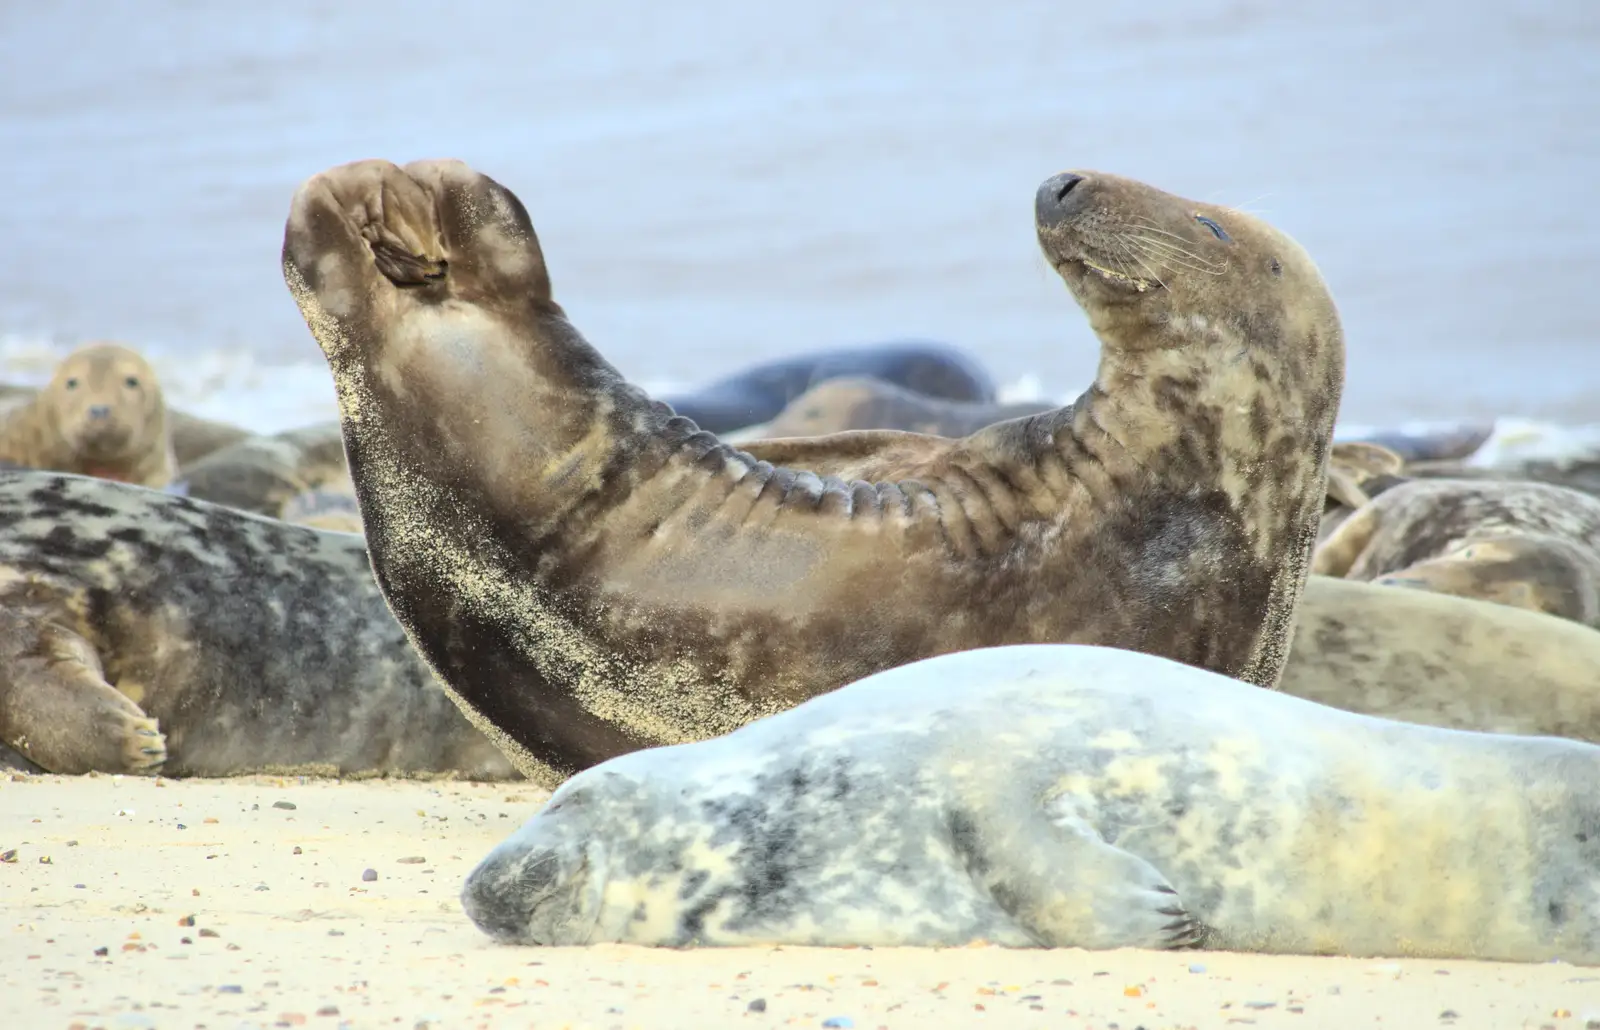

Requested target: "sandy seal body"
[
  {"left": 462, "top": 642, "right": 1600, "bottom": 963},
  {"left": 282, "top": 159, "right": 1343, "bottom": 785},
  {"left": 0, "top": 470, "right": 515, "bottom": 779},
  {"left": 0, "top": 343, "right": 178, "bottom": 487},
  {"left": 1313, "top": 478, "right": 1600, "bottom": 626}
]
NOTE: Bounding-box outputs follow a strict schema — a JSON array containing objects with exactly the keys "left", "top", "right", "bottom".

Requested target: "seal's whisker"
[
  {"left": 1110, "top": 236, "right": 1169, "bottom": 291},
  {"left": 1117, "top": 221, "right": 1195, "bottom": 244},
  {"left": 1123, "top": 233, "right": 1228, "bottom": 272},
  {"left": 1126, "top": 237, "right": 1228, "bottom": 277}
]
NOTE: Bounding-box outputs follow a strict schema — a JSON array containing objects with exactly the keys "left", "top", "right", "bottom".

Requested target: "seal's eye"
[
  {"left": 64, "top": 377, "right": 79, "bottom": 390},
  {"left": 123, "top": 375, "right": 141, "bottom": 389},
  {"left": 1195, "top": 215, "right": 1231, "bottom": 242}
]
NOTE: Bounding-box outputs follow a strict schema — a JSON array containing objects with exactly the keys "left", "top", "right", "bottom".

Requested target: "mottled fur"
[
  {"left": 1313, "top": 478, "right": 1600, "bottom": 626},
  {"left": 0, "top": 343, "right": 177, "bottom": 488},
  {"left": 0, "top": 470, "right": 515, "bottom": 779},
  {"left": 282, "top": 160, "right": 1344, "bottom": 785},
  {"left": 463, "top": 643, "right": 1600, "bottom": 964}
]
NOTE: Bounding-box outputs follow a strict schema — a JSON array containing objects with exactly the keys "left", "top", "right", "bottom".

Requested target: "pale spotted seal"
[
  {"left": 0, "top": 342, "right": 178, "bottom": 487},
  {"left": 282, "top": 158, "right": 1343, "bottom": 785},
  {"left": 1312, "top": 478, "right": 1600, "bottom": 626},
  {"left": 461, "top": 642, "right": 1600, "bottom": 963},
  {"left": 1286, "top": 575, "right": 1600, "bottom": 742},
  {"left": 741, "top": 376, "right": 1055, "bottom": 441},
  {"left": 657, "top": 341, "right": 997, "bottom": 435},
  {"left": 0, "top": 470, "right": 515, "bottom": 779}
]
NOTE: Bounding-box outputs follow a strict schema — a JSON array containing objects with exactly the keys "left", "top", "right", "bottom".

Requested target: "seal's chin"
[{"left": 1053, "top": 256, "right": 1159, "bottom": 295}]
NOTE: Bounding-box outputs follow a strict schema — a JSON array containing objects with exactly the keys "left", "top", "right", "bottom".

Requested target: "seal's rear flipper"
[
  {"left": 0, "top": 611, "right": 167, "bottom": 775},
  {"left": 946, "top": 799, "right": 1208, "bottom": 950}
]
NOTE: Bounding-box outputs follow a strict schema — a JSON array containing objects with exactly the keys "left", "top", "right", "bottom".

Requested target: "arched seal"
[
  {"left": 1312, "top": 478, "right": 1600, "bottom": 626},
  {"left": 461, "top": 642, "right": 1600, "bottom": 963},
  {"left": 0, "top": 470, "right": 515, "bottom": 779},
  {"left": 1285, "top": 575, "right": 1600, "bottom": 741},
  {"left": 1318, "top": 441, "right": 1408, "bottom": 541},
  {"left": 0, "top": 342, "right": 177, "bottom": 487},
  {"left": 738, "top": 376, "right": 1055, "bottom": 442},
  {"left": 656, "top": 341, "right": 997, "bottom": 435},
  {"left": 173, "top": 421, "right": 352, "bottom": 518},
  {"left": 282, "top": 159, "right": 1343, "bottom": 785}
]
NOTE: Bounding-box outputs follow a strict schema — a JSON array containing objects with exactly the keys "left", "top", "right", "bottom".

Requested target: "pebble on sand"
[{"left": 361, "top": 868, "right": 378, "bottom": 882}]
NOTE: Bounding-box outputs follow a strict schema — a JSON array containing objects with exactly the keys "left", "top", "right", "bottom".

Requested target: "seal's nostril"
[
  {"left": 1055, "top": 174, "right": 1084, "bottom": 203},
  {"left": 88, "top": 405, "right": 111, "bottom": 420}
]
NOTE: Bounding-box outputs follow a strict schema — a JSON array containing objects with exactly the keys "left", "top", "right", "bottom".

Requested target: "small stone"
[
  {"left": 328, "top": 930, "right": 344, "bottom": 937},
  {"left": 396, "top": 856, "right": 426, "bottom": 865},
  {"left": 361, "top": 868, "right": 377, "bottom": 882},
  {"left": 1440, "top": 1012, "right": 1459, "bottom": 1020},
  {"left": 203, "top": 817, "right": 218, "bottom": 824},
  {"left": 73, "top": 883, "right": 86, "bottom": 889},
  {"left": 293, "top": 846, "right": 303, "bottom": 855},
  {"left": 1123, "top": 985, "right": 1144, "bottom": 997},
  {"left": 178, "top": 915, "right": 195, "bottom": 927},
  {"left": 66, "top": 840, "right": 78, "bottom": 846},
  {"left": 226, "top": 943, "right": 241, "bottom": 951},
  {"left": 821, "top": 1019, "right": 853, "bottom": 1029},
  {"left": 115, "top": 808, "right": 135, "bottom": 816},
  {"left": 273, "top": 801, "right": 297, "bottom": 811},
  {"left": 1188, "top": 964, "right": 1207, "bottom": 973},
  {"left": 747, "top": 999, "right": 767, "bottom": 1013},
  {"left": 114, "top": 1014, "right": 156, "bottom": 1029},
  {"left": 1245, "top": 1001, "right": 1277, "bottom": 1009},
  {"left": 218, "top": 984, "right": 243, "bottom": 994},
  {"left": 180, "top": 937, "right": 192, "bottom": 945},
  {"left": 176, "top": 824, "right": 186, "bottom": 830},
  {"left": 93, "top": 947, "right": 108, "bottom": 957},
  {"left": 255, "top": 884, "right": 271, "bottom": 891},
  {"left": 199, "top": 928, "right": 221, "bottom": 938},
  {"left": 0, "top": 850, "right": 16, "bottom": 863},
  {"left": 316, "top": 1007, "right": 340, "bottom": 1017}
]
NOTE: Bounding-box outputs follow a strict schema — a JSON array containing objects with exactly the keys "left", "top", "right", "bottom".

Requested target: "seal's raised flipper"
[
  {"left": 0, "top": 612, "right": 167, "bottom": 774},
  {"left": 947, "top": 798, "right": 1207, "bottom": 950}
]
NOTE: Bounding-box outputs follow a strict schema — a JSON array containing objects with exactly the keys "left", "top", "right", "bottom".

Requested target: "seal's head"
[
  {"left": 1376, "top": 534, "right": 1599, "bottom": 623},
  {"left": 460, "top": 780, "right": 611, "bottom": 946},
  {"left": 1034, "top": 170, "right": 1339, "bottom": 370},
  {"left": 41, "top": 342, "right": 168, "bottom": 479}
]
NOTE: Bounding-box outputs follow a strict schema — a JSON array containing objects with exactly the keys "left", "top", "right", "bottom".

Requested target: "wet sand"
[{"left": 3, "top": 774, "right": 1594, "bottom": 1029}]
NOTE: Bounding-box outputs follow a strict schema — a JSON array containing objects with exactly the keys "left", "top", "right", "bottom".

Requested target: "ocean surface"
[{"left": 2, "top": 0, "right": 1597, "bottom": 437}]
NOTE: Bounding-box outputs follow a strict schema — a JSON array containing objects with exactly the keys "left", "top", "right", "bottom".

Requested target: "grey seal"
[{"left": 461, "top": 642, "right": 1600, "bottom": 964}]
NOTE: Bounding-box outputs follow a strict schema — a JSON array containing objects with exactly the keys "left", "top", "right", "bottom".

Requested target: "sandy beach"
[{"left": 1, "top": 773, "right": 1593, "bottom": 1030}]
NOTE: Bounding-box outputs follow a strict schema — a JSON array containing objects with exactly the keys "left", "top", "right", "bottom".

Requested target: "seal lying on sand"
[
  {"left": 174, "top": 421, "right": 352, "bottom": 519},
  {"left": 738, "top": 376, "right": 1055, "bottom": 442},
  {"left": 1288, "top": 575, "right": 1600, "bottom": 741},
  {"left": 282, "top": 159, "right": 1344, "bottom": 784},
  {"left": 1312, "top": 478, "right": 1600, "bottom": 626},
  {"left": 462, "top": 642, "right": 1600, "bottom": 963},
  {"left": 657, "top": 341, "right": 996, "bottom": 435},
  {"left": 0, "top": 470, "right": 516, "bottom": 779},
  {"left": 0, "top": 343, "right": 178, "bottom": 487}
]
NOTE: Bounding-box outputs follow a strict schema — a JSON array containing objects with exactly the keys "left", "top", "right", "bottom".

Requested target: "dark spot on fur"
[
  {"left": 677, "top": 869, "right": 708, "bottom": 900},
  {"left": 1548, "top": 900, "right": 1566, "bottom": 925},
  {"left": 947, "top": 808, "right": 990, "bottom": 877}
]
